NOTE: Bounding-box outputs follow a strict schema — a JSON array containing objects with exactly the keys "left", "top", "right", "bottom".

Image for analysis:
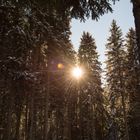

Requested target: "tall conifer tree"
[
  {"left": 78, "top": 32, "right": 105, "bottom": 140},
  {"left": 125, "top": 28, "right": 140, "bottom": 140},
  {"left": 105, "top": 20, "right": 129, "bottom": 140}
]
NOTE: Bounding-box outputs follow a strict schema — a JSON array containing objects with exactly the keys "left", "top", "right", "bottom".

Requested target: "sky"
[{"left": 70, "top": 0, "right": 135, "bottom": 68}]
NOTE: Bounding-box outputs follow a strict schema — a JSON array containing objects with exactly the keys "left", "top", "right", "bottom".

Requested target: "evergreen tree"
[
  {"left": 125, "top": 28, "right": 140, "bottom": 140},
  {"left": 78, "top": 32, "right": 105, "bottom": 140},
  {"left": 125, "top": 28, "right": 137, "bottom": 104},
  {"left": 0, "top": 1, "right": 75, "bottom": 140},
  {"left": 105, "top": 20, "right": 129, "bottom": 140},
  {"left": 129, "top": 1, "right": 140, "bottom": 138},
  {"left": 0, "top": 1, "right": 125, "bottom": 140}
]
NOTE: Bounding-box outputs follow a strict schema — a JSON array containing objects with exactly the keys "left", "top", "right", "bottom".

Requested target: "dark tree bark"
[
  {"left": 15, "top": 105, "right": 22, "bottom": 140},
  {"left": 130, "top": 1, "right": 140, "bottom": 139},
  {"left": 44, "top": 74, "right": 49, "bottom": 140},
  {"left": 29, "top": 91, "right": 35, "bottom": 140},
  {"left": 132, "top": 0, "right": 140, "bottom": 63},
  {"left": 6, "top": 96, "right": 13, "bottom": 140}
]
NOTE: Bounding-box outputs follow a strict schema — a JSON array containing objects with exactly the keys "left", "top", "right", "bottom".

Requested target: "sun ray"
[{"left": 71, "top": 66, "right": 83, "bottom": 79}]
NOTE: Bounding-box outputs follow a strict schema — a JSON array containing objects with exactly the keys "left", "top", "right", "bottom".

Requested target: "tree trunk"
[
  {"left": 63, "top": 89, "right": 72, "bottom": 140},
  {"left": 121, "top": 91, "right": 129, "bottom": 140},
  {"left": 6, "top": 96, "right": 13, "bottom": 140},
  {"left": 44, "top": 74, "right": 49, "bottom": 140},
  {"left": 25, "top": 97, "right": 29, "bottom": 140},
  {"left": 15, "top": 107, "right": 22, "bottom": 140},
  {"left": 131, "top": 1, "right": 140, "bottom": 139},
  {"left": 91, "top": 105, "right": 96, "bottom": 140},
  {"left": 6, "top": 79, "right": 14, "bottom": 140},
  {"left": 120, "top": 75, "right": 129, "bottom": 140},
  {"left": 29, "top": 91, "right": 35, "bottom": 140},
  {"left": 132, "top": 0, "right": 140, "bottom": 63},
  {"left": 63, "top": 98, "right": 69, "bottom": 140}
]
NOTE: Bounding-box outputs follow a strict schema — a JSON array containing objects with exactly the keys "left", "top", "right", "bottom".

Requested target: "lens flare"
[{"left": 57, "top": 63, "right": 64, "bottom": 69}]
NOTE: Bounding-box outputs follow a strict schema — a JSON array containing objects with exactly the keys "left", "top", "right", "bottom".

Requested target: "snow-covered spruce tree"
[
  {"left": 105, "top": 20, "right": 129, "bottom": 140},
  {"left": 125, "top": 28, "right": 137, "bottom": 105},
  {"left": 0, "top": 2, "right": 74, "bottom": 140},
  {"left": 125, "top": 28, "right": 140, "bottom": 140},
  {"left": 78, "top": 32, "right": 105, "bottom": 140}
]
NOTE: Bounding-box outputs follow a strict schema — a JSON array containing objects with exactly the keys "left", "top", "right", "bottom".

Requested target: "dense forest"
[{"left": 0, "top": 0, "right": 140, "bottom": 140}]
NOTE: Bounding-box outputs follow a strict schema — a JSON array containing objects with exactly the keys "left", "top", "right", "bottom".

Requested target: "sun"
[{"left": 71, "top": 66, "right": 83, "bottom": 79}]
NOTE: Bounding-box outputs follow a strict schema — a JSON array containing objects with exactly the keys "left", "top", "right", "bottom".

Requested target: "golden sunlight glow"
[{"left": 71, "top": 66, "right": 83, "bottom": 79}]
